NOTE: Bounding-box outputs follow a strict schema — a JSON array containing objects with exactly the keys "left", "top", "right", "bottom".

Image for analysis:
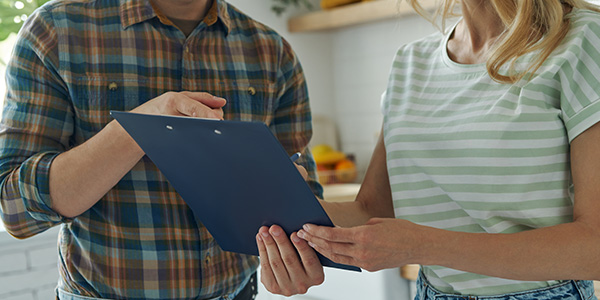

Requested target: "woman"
[{"left": 256, "top": 0, "right": 600, "bottom": 299}]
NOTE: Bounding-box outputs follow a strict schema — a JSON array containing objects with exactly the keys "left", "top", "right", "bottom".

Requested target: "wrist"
[
  {"left": 405, "top": 222, "right": 444, "bottom": 266},
  {"left": 105, "top": 120, "right": 145, "bottom": 157}
]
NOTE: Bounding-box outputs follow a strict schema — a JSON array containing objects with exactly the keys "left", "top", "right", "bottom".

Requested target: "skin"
[{"left": 257, "top": 0, "right": 600, "bottom": 296}]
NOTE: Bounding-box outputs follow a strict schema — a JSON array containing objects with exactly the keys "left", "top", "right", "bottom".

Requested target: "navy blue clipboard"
[{"left": 111, "top": 111, "right": 360, "bottom": 272}]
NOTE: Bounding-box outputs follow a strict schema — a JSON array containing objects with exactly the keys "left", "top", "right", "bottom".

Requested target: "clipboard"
[{"left": 111, "top": 111, "right": 361, "bottom": 272}]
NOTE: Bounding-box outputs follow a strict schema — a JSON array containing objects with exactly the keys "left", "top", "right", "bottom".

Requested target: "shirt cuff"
[{"left": 19, "top": 151, "right": 65, "bottom": 223}]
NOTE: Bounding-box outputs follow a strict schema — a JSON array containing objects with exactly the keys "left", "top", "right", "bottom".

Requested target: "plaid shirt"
[{"left": 0, "top": 0, "right": 322, "bottom": 299}]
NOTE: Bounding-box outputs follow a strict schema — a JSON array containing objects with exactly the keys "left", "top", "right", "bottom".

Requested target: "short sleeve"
[{"left": 559, "top": 17, "right": 600, "bottom": 142}]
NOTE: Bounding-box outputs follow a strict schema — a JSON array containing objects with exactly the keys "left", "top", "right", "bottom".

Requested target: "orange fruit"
[{"left": 334, "top": 159, "right": 357, "bottom": 183}]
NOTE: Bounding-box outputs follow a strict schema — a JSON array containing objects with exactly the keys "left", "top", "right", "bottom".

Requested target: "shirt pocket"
[
  {"left": 73, "top": 77, "right": 152, "bottom": 135},
  {"left": 220, "top": 80, "right": 277, "bottom": 125}
]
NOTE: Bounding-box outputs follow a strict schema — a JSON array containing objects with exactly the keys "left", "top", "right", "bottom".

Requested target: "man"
[{"left": 0, "top": 0, "right": 322, "bottom": 299}]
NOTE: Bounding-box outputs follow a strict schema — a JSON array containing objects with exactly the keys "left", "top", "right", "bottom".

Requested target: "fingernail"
[
  {"left": 292, "top": 235, "right": 301, "bottom": 243},
  {"left": 261, "top": 232, "right": 269, "bottom": 238},
  {"left": 303, "top": 224, "right": 311, "bottom": 231},
  {"left": 271, "top": 228, "right": 281, "bottom": 237},
  {"left": 257, "top": 234, "right": 262, "bottom": 242},
  {"left": 308, "top": 242, "right": 316, "bottom": 248},
  {"left": 297, "top": 231, "right": 305, "bottom": 239}
]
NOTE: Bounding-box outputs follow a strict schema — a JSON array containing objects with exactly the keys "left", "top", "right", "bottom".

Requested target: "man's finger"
[
  {"left": 294, "top": 163, "right": 308, "bottom": 180},
  {"left": 181, "top": 91, "right": 227, "bottom": 108},
  {"left": 260, "top": 226, "right": 292, "bottom": 288},
  {"left": 291, "top": 232, "right": 324, "bottom": 284},
  {"left": 212, "top": 108, "right": 224, "bottom": 120},
  {"left": 256, "top": 229, "right": 277, "bottom": 291},
  {"left": 269, "top": 226, "right": 305, "bottom": 275},
  {"left": 174, "top": 97, "right": 219, "bottom": 119}
]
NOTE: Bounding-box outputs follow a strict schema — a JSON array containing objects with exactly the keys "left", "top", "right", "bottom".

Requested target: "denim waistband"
[
  {"left": 56, "top": 287, "right": 242, "bottom": 300},
  {"left": 415, "top": 271, "right": 597, "bottom": 300},
  {"left": 56, "top": 274, "right": 252, "bottom": 300}
]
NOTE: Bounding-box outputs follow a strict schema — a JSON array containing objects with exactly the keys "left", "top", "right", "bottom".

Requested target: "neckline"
[{"left": 440, "top": 19, "right": 489, "bottom": 73}]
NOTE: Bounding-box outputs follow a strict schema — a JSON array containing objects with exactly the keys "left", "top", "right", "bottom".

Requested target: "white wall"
[
  {"left": 331, "top": 14, "right": 436, "bottom": 177},
  {"left": 0, "top": 228, "right": 60, "bottom": 300}
]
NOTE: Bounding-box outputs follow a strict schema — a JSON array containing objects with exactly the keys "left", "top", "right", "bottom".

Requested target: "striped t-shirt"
[{"left": 382, "top": 8, "right": 600, "bottom": 296}]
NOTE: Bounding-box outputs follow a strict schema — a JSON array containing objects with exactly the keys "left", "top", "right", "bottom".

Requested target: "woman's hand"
[
  {"left": 298, "top": 218, "right": 419, "bottom": 272},
  {"left": 256, "top": 225, "right": 325, "bottom": 296},
  {"left": 131, "top": 91, "right": 226, "bottom": 119}
]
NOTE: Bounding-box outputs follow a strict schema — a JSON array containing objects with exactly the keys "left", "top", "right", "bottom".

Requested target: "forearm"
[
  {"left": 320, "top": 200, "right": 375, "bottom": 228},
  {"left": 50, "top": 120, "right": 144, "bottom": 218},
  {"left": 416, "top": 220, "right": 600, "bottom": 281},
  {"left": 321, "top": 130, "right": 394, "bottom": 228}
]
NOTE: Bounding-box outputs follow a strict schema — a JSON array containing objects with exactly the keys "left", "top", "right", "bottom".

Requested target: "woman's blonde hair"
[{"left": 407, "top": 0, "right": 600, "bottom": 83}]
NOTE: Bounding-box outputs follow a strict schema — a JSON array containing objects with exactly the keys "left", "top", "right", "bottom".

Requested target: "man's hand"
[
  {"left": 294, "top": 163, "right": 308, "bottom": 181},
  {"left": 132, "top": 91, "right": 226, "bottom": 119},
  {"left": 256, "top": 225, "right": 325, "bottom": 296}
]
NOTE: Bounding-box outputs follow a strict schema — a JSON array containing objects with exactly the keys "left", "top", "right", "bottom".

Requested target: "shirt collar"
[{"left": 120, "top": 0, "right": 232, "bottom": 35}]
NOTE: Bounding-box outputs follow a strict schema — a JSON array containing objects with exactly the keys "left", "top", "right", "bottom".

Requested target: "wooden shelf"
[{"left": 288, "top": 0, "right": 436, "bottom": 33}]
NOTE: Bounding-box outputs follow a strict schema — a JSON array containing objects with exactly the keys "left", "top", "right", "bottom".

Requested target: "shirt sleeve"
[
  {"left": 270, "top": 37, "right": 324, "bottom": 199},
  {"left": 0, "top": 7, "right": 74, "bottom": 238},
  {"left": 560, "top": 20, "right": 600, "bottom": 142}
]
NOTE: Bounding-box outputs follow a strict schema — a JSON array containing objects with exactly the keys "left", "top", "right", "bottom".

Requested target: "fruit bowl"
[
  {"left": 317, "top": 163, "right": 357, "bottom": 185},
  {"left": 312, "top": 144, "right": 358, "bottom": 184}
]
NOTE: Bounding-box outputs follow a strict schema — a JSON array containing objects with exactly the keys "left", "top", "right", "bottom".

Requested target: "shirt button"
[
  {"left": 247, "top": 87, "right": 256, "bottom": 96},
  {"left": 205, "top": 256, "right": 211, "bottom": 264},
  {"left": 185, "top": 46, "right": 190, "bottom": 53},
  {"left": 108, "top": 82, "right": 118, "bottom": 91}
]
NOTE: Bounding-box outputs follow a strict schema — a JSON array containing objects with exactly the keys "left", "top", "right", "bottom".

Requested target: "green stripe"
[{"left": 387, "top": 163, "right": 569, "bottom": 176}]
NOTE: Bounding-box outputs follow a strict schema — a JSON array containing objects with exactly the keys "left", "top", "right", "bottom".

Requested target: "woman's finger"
[
  {"left": 301, "top": 231, "right": 355, "bottom": 257},
  {"left": 302, "top": 224, "right": 356, "bottom": 243},
  {"left": 303, "top": 237, "right": 358, "bottom": 267}
]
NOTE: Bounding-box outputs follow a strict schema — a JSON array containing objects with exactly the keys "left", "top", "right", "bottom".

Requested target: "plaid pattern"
[{"left": 0, "top": 0, "right": 322, "bottom": 299}]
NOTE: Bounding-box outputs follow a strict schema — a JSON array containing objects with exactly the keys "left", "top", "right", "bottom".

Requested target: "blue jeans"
[{"left": 415, "top": 271, "right": 597, "bottom": 300}]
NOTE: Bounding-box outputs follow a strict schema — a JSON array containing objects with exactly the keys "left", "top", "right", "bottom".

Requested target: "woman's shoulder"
[
  {"left": 551, "top": 8, "right": 600, "bottom": 59},
  {"left": 567, "top": 8, "right": 600, "bottom": 37},
  {"left": 395, "top": 30, "right": 445, "bottom": 60}
]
